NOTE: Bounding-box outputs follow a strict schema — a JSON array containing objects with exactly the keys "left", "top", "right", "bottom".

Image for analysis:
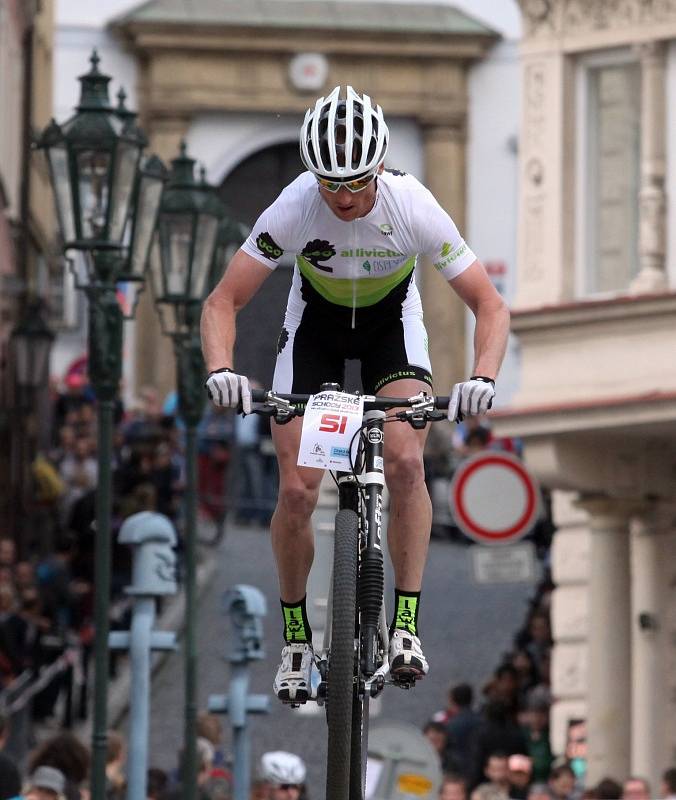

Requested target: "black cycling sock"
[
  {"left": 281, "top": 596, "right": 312, "bottom": 644},
  {"left": 390, "top": 589, "right": 421, "bottom": 637}
]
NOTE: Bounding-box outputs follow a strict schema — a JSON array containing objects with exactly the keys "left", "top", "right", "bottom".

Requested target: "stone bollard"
[
  {"left": 109, "top": 512, "right": 178, "bottom": 800},
  {"left": 208, "top": 585, "right": 270, "bottom": 800}
]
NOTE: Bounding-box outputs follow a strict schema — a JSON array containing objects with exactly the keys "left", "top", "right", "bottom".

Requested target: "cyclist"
[
  {"left": 259, "top": 751, "right": 307, "bottom": 799},
  {"left": 202, "top": 85, "right": 509, "bottom": 702}
]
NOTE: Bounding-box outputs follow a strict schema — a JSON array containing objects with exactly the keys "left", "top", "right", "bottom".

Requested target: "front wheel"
[
  {"left": 349, "top": 685, "right": 368, "bottom": 799},
  {"left": 326, "top": 509, "right": 359, "bottom": 800}
]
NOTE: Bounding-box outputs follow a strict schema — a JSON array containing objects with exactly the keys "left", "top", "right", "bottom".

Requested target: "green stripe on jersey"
[{"left": 296, "top": 255, "right": 415, "bottom": 307}]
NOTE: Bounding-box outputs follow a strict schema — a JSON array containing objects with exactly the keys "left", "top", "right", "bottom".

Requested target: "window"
[{"left": 577, "top": 53, "right": 641, "bottom": 296}]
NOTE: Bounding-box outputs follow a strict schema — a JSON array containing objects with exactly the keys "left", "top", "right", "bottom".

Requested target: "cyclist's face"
[{"left": 318, "top": 164, "right": 383, "bottom": 221}]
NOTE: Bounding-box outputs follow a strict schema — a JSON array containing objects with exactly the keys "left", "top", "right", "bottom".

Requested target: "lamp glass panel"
[
  {"left": 12, "top": 337, "right": 30, "bottom": 387},
  {"left": 109, "top": 142, "right": 141, "bottom": 244},
  {"left": 129, "top": 175, "right": 163, "bottom": 277},
  {"left": 32, "top": 339, "right": 52, "bottom": 387},
  {"left": 159, "top": 213, "right": 193, "bottom": 296},
  {"left": 189, "top": 214, "right": 218, "bottom": 301},
  {"left": 147, "top": 236, "right": 164, "bottom": 300},
  {"left": 46, "top": 145, "right": 76, "bottom": 243},
  {"left": 77, "top": 149, "right": 111, "bottom": 241},
  {"left": 12, "top": 336, "right": 51, "bottom": 388}
]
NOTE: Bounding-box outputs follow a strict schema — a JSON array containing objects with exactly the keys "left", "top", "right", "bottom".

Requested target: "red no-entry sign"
[{"left": 450, "top": 451, "right": 540, "bottom": 545}]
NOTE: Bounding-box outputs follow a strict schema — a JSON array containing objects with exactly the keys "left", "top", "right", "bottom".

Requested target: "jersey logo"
[
  {"left": 385, "top": 168, "right": 406, "bottom": 177},
  {"left": 301, "top": 239, "right": 336, "bottom": 272},
  {"left": 379, "top": 224, "right": 393, "bottom": 236},
  {"left": 256, "top": 231, "right": 283, "bottom": 261}
]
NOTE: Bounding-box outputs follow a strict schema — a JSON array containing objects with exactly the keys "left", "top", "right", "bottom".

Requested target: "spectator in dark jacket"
[
  {"left": 445, "top": 683, "right": 481, "bottom": 779},
  {"left": 469, "top": 700, "right": 529, "bottom": 790}
]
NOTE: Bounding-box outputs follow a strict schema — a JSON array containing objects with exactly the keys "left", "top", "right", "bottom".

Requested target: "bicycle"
[{"left": 248, "top": 383, "right": 450, "bottom": 800}]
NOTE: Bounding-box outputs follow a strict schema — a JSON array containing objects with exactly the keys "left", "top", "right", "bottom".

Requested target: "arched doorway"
[{"left": 218, "top": 142, "right": 303, "bottom": 386}]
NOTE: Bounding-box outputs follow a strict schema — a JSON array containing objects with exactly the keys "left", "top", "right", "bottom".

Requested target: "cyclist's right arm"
[
  {"left": 201, "top": 251, "right": 272, "bottom": 413},
  {"left": 201, "top": 175, "right": 309, "bottom": 411},
  {"left": 201, "top": 249, "right": 272, "bottom": 374}
]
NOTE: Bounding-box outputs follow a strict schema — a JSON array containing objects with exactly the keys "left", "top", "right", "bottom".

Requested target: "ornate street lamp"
[
  {"left": 9, "top": 300, "right": 55, "bottom": 556},
  {"left": 149, "top": 142, "right": 224, "bottom": 800},
  {"left": 10, "top": 299, "right": 54, "bottom": 394},
  {"left": 35, "top": 52, "right": 165, "bottom": 800}
]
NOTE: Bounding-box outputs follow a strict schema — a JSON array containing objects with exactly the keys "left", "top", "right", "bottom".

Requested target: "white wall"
[
  {"left": 467, "top": 39, "right": 521, "bottom": 405},
  {"left": 667, "top": 41, "right": 676, "bottom": 286},
  {"left": 54, "top": 25, "right": 137, "bottom": 120}
]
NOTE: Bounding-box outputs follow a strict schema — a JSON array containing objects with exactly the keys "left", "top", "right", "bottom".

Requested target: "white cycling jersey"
[{"left": 240, "top": 168, "right": 477, "bottom": 315}]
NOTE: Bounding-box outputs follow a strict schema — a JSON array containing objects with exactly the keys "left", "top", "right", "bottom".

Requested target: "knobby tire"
[
  {"left": 326, "top": 509, "right": 359, "bottom": 800},
  {"left": 349, "top": 686, "right": 367, "bottom": 799}
]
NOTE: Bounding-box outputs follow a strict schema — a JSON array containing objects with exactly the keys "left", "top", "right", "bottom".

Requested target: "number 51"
[{"left": 319, "top": 413, "right": 348, "bottom": 433}]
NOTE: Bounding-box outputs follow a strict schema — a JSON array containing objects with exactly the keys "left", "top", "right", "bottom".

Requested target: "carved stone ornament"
[
  {"left": 520, "top": 0, "right": 676, "bottom": 39},
  {"left": 519, "top": 0, "right": 555, "bottom": 37},
  {"left": 565, "top": 0, "right": 676, "bottom": 32}
]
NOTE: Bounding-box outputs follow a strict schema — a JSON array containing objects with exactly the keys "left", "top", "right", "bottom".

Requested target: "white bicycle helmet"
[
  {"left": 260, "top": 751, "right": 307, "bottom": 785},
  {"left": 299, "top": 85, "right": 389, "bottom": 180}
]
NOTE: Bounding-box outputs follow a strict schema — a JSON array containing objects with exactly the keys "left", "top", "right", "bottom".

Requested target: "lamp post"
[
  {"left": 10, "top": 299, "right": 54, "bottom": 553},
  {"left": 11, "top": 297, "right": 55, "bottom": 400},
  {"left": 148, "top": 143, "right": 224, "bottom": 800},
  {"left": 36, "top": 51, "right": 166, "bottom": 800}
]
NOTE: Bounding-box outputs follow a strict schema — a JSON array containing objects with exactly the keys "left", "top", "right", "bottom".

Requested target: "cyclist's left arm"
[
  {"left": 411, "top": 181, "right": 509, "bottom": 381},
  {"left": 450, "top": 261, "right": 510, "bottom": 381}
]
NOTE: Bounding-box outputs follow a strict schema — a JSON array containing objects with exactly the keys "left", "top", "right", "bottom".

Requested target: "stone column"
[
  {"left": 549, "top": 492, "right": 591, "bottom": 756},
  {"left": 422, "top": 119, "right": 467, "bottom": 391},
  {"left": 134, "top": 116, "right": 191, "bottom": 402},
  {"left": 629, "top": 508, "right": 666, "bottom": 787},
  {"left": 630, "top": 41, "right": 667, "bottom": 294},
  {"left": 578, "top": 497, "right": 632, "bottom": 784}
]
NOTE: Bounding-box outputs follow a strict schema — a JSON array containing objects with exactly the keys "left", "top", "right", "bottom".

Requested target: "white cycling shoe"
[
  {"left": 389, "top": 629, "right": 429, "bottom": 684},
  {"left": 273, "top": 642, "right": 316, "bottom": 704}
]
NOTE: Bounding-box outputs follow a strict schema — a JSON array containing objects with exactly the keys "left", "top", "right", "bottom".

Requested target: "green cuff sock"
[
  {"left": 281, "top": 596, "right": 312, "bottom": 643},
  {"left": 390, "top": 589, "right": 421, "bottom": 637}
]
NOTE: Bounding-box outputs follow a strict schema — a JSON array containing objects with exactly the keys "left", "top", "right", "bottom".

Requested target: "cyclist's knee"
[
  {"left": 277, "top": 482, "right": 319, "bottom": 519},
  {"left": 385, "top": 451, "right": 425, "bottom": 490}
]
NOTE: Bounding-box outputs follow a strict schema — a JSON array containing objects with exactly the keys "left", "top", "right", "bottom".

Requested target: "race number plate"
[{"left": 297, "top": 390, "right": 364, "bottom": 470}]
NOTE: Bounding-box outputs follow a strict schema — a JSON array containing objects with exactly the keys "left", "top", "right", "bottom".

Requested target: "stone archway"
[{"left": 112, "top": 1, "right": 498, "bottom": 398}]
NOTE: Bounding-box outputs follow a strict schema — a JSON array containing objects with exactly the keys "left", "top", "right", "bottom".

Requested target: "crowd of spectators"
[
  {"left": 1, "top": 368, "right": 278, "bottom": 736},
  {"left": 0, "top": 708, "right": 312, "bottom": 800}
]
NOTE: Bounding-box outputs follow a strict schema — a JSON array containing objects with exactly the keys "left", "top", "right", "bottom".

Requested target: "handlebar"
[
  {"left": 248, "top": 388, "right": 449, "bottom": 427},
  {"left": 250, "top": 388, "right": 449, "bottom": 410}
]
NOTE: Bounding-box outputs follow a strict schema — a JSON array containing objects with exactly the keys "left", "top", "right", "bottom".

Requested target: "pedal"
[{"left": 391, "top": 674, "right": 417, "bottom": 690}]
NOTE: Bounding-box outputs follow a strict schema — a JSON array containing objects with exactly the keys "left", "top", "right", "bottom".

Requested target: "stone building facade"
[{"left": 493, "top": 0, "right": 676, "bottom": 786}]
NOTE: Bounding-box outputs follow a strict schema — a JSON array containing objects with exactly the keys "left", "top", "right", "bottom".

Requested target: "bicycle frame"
[
  {"left": 246, "top": 387, "right": 450, "bottom": 800},
  {"left": 318, "top": 408, "right": 390, "bottom": 679},
  {"left": 316, "top": 409, "right": 392, "bottom": 798}
]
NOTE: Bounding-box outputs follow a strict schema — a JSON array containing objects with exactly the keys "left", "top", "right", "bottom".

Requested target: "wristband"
[
  {"left": 470, "top": 375, "right": 495, "bottom": 385},
  {"left": 208, "top": 367, "right": 233, "bottom": 377}
]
